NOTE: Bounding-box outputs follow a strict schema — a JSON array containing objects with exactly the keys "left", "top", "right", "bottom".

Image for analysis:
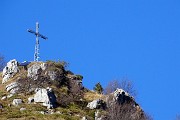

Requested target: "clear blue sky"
[{"left": 1, "top": 0, "right": 180, "bottom": 119}]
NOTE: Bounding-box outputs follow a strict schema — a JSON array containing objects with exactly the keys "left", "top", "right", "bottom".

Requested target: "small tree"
[
  {"left": 94, "top": 82, "right": 103, "bottom": 94},
  {"left": 105, "top": 77, "right": 137, "bottom": 98},
  {"left": 104, "top": 101, "right": 152, "bottom": 120}
]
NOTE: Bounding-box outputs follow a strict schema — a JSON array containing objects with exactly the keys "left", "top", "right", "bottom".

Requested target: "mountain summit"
[{"left": 0, "top": 59, "right": 150, "bottom": 120}]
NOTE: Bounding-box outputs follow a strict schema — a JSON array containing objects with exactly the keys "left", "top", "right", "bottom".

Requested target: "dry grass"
[{"left": 84, "top": 91, "right": 105, "bottom": 102}]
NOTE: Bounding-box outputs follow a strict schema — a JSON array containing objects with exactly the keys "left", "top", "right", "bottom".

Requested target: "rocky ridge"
[{"left": 0, "top": 59, "right": 148, "bottom": 120}]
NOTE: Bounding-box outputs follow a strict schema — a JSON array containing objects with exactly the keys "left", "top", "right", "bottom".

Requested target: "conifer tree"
[{"left": 94, "top": 82, "right": 103, "bottom": 94}]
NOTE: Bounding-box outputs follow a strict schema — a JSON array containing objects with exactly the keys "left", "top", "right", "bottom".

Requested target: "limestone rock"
[
  {"left": 12, "top": 99, "right": 23, "bottom": 106},
  {"left": 34, "top": 87, "right": 56, "bottom": 109},
  {"left": 87, "top": 99, "right": 105, "bottom": 109},
  {"left": 28, "top": 97, "right": 34, "bottom": 104},
  {"left": 27, "top": 63, "right": 42, "bottom": 80},
  {"left": 6, "top": 82, "right": 19, "bottom": 94},
  {"left": 20, "top": 108, "right": 26, "bottom": 111},
  {"left": 2, "top": 59, "right": 19, "bottom": 83},
  {"left": 1, "top": 96, "right": 7, "bottom": 100},
  {"left": 40, "top": 63, "right": 47, "bottom": 71},
  {"left": 7, "top": 94, "right": 13, "bottom": 98},
  {"left": 113, "top": 88, "right": 133, "bottom": 104}
]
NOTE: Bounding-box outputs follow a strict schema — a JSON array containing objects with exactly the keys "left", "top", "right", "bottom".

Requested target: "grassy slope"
[{"left": 0, "top": 71, "right": 103, "bottom": 120}]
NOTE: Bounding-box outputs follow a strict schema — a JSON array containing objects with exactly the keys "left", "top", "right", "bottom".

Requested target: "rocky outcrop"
[
  {"left": 87, "top": 99, "right": 106, "bottom": 109},
  {"left": 6, "top": 82, "right": 19, "bottom": 94},
  {"left": 12, "top": 99, "right": 23, "bottom": 106},
  {"left": 33, "top": 87, "right": 56, "bottom": 109},
  {"left": 2, "top": 59, "right": 19, "bottom": 83},
  {"left": 113, "top": 88, "right": 133, "bottom": 104},
  {"left": 27, "top": 63, "right": 42, "bottom": 80},
  {"left": 27, "top": 62, "right": 63, "bottom": 81}
]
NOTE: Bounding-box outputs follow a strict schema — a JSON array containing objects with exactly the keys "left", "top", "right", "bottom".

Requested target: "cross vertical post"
[
  {"left": 27, "top": 22, "right": 48, "bottom": 62},
  {"left": 35, "top": 22, "right": 39, "bottom": 62}
]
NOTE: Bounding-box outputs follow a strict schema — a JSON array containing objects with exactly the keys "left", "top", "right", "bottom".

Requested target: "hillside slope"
[{"left": 0, "top": 59, "right": 151, "bottom": 120}]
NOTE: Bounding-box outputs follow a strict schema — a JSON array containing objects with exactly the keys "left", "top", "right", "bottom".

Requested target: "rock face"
[
  {"left": 12, "top": 99, "right": 23, "bottom": 106},
  {"left": 6, "top": 82, "right": 19, "bottom": 94},
  {"left": 47, "top": 71, "right": 58, "bottom": 81},
  {"left": 27, "top": 63, "right": 63, "bottom": 81},
  {"left": 87, "top": 99, "right": 106, "bottom": 109},
  {"left": 113, "top": 88, "right": 133, "bottom": 104},
  {"left": 2, "top": 59, "right": 19, "bottom": 83},
  {"left": 34, "top": 87, "right": 56, "bottom": 109},
  {"left": 27, "top": 64, "right": 42, "bottom": 80}
]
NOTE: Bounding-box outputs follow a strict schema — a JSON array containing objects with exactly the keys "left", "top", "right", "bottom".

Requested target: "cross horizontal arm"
[
  {"left": 38, "top": 33, "right": 48, "bottom": 40},
  {"left": 27, "top": 29, "right": 48, "bottom": 40},
  {"left": 27, "top": 29, "right": 36, "bottom": 34}
]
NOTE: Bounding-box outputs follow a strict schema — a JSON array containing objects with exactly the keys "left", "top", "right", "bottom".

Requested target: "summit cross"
[{"left": 27, "top": 22, "right": 48, "bottom": 62}]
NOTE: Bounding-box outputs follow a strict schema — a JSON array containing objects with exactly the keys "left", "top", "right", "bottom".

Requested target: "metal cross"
[{"left": 27, "top": 22, "right": 48, "bottom": 62}]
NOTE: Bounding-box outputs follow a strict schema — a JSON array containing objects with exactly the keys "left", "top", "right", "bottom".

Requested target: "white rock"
[
  {"left": 2, "top": 59, "right": 19, "bottom": 83},
  {"left": 20, "top": 108, "right": 26, "bottom": 111},
  {"left": 27, "top": 64, "right": 42, "bottom": 80},
  {"left": 113, "top": 88, "right": 130, "bottom": 98},
  {"left": 28, "top": 97, "right": 34, "bottom": 103},
  {"left": 40, "top": 63, "right": 47, "bottom": 71},
  {"left": 112, "top": 88, "right": 134, "bottom": 104},
  {"left": 7, "top": 94, "right": 13, "bottom": 98},
  {"left": 87, "top": 99, "right": 104, "bottom": 109},
  {"left": 1, "top": 96, "right": 7, "bottom": 100},
  {"left": 34, "top": 88, "right": 49, "bottom": 103},
  {"left": 6, "top": 82, "right": 19, "bottom": 94},
  {"left": 9, "top": 87, "right": 19, "bottom": 94},
  {"left": 34, "top": 87, "right": 56, "bottom": 109},
  {"left": 40, "top": 111, "right": 45, "bottom": 114},
  {"left": 12, "top": 99, "right": 23, "bottom": 106}
]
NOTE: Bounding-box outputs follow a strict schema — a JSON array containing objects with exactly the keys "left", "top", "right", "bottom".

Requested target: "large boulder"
[
  {"left": 27, "top": 63, "right": 61, "bottom": 81},
  {"left": 2, "top": 59, "right": 19, "bottom": 83},
  {"left": 6, "top": 82, "right": 19, "bottom": 94},
  {"left": 87, "top": 99, "right": 106, "bottom": 109},
  {"left": 34, "top": 87, "right": 56, "bottom": 109},
  {"left": 27, "top": 63, "right": 42, "bottom": 80}
]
